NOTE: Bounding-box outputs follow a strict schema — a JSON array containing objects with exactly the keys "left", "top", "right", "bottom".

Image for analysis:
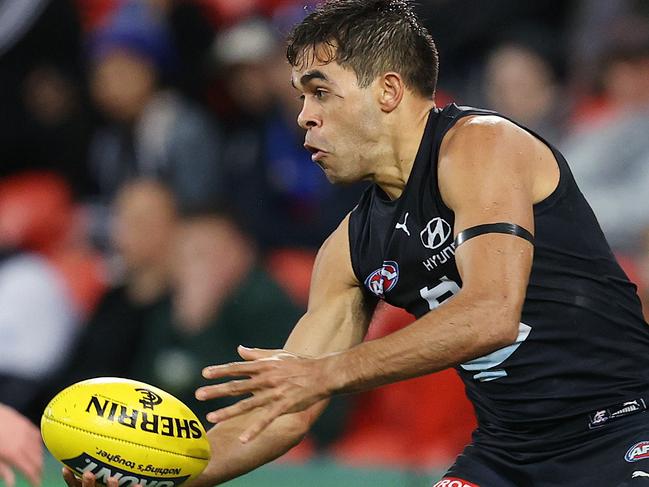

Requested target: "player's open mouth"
[{"left": 304, "top": 143, "right": 327, "bottom": 162}]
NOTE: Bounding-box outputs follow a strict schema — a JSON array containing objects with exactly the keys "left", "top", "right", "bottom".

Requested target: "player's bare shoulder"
[{"left": 438, "top": 114, "right": 559, "bottom": 207}]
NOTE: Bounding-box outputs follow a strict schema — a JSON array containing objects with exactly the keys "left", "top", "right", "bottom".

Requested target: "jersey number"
[{"left": 419, "top": 276, "right": 531, "bottom": 382}]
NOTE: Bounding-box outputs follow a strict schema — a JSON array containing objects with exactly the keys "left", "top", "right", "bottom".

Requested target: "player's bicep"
[
  {"left": 439, "top": 117, "right": 535, "bottom": 316},
  {"left": 284, "top": 215, "right": 374, "bottom": 357}
]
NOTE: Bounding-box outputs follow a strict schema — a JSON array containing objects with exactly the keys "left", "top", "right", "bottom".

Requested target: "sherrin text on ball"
[{"left": 41, "top": 377, "right": 211, "bottom": 487}]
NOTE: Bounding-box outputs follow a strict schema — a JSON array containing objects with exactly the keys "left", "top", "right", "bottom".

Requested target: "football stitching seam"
[{"left": 42, "top": 416, "right": 210, "bottom": 461}]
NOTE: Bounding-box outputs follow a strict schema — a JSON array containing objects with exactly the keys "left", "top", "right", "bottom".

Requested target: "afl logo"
[
  {"left": 365, "top": 261, "right": 399, "bottom": 298},
  {"left": 625, "top": 441, "right": 649, "bottom": 462},
  {"left": 420, "top": 218, "right": 452, "bottom": 250}
]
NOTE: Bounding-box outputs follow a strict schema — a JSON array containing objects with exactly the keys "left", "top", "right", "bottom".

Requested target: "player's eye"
[{"left": 314, "top": 89, "right": 327, "bottom": 100}]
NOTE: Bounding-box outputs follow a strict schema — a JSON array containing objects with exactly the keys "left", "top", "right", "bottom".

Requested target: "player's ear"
[{"left": 377, "top": 72, "right": 404, "bottom": 113}]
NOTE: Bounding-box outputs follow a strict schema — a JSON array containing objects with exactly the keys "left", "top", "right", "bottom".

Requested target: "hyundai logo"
[{"left": 420, "top": 218, "right": 452, "bottom": 250}]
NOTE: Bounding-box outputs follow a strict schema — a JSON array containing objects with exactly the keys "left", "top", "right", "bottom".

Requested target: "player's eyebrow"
[{"left": 291, "top": 70, "right": 330, "bottom": 90}]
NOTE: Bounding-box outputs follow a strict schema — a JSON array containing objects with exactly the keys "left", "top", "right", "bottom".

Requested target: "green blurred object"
[{"left": 27, "top": 453, "right": 442, "bottom": 487}]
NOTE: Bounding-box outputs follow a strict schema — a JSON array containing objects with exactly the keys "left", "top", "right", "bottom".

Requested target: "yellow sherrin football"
[{"left": 41, "top": 377, "right": 211, "bottom": 487}]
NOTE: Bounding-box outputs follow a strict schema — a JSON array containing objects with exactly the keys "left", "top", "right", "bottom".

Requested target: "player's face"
[{"left": 292, "top": 54, "right": 382, "bottom": 184}]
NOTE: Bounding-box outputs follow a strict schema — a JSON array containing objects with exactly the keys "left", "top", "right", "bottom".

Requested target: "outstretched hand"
[{"left": 195, "top": 346, "right": 334, "bottom": 443}]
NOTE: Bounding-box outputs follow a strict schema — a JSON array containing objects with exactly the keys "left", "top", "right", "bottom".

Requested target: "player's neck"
[{"left": 373, "top": 99, "right": 436, "bottom": 200}]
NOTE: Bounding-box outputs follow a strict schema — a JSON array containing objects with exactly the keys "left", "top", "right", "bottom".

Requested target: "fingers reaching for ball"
[
  {"left": 62, "top": 469, "right": 143, "bottom": 487},
  {"left": 62, "top": 468, "right": 80, "bottom": 487}
]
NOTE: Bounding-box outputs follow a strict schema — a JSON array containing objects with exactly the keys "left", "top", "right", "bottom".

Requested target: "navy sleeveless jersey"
[{"left": 348, "top": 103, "right": 649, "bottom": 432}]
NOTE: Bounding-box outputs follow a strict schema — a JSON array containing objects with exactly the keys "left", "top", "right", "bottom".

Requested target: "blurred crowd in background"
[{"left": 1, "top": 0, "right": 648, "bottom": 475}]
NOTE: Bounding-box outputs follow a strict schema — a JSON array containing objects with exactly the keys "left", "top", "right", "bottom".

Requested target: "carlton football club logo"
[
  {"left": 135, "top": 388, "right": 163, "bottom": 410},
  {"left": 365, "top": 261, "right": 399, "bottom": 298},
  {"left": 420, "top": 218, "right": 452, "bottom": 250},
  {"left": 626, "top": 441, "right": 649, "bottom": 462}
]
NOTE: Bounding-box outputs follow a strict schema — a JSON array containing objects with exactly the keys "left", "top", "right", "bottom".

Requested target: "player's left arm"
[
  {"left": 201, "top": 115, "right": 559, "bottom": 439},
  {"left": 321, "top": 115, "right": 558, "bottom": 391}
]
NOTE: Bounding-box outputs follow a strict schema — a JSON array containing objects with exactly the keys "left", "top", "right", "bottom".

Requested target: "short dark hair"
[{"left": 287, "top": 0, "right": 439, "bottom": 98}]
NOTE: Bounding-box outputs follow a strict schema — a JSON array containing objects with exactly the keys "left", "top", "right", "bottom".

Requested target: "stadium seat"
[
  {"left": 265, "top": 247, "right": 317, "bottom": 308},
  {"left": 0, "top": 171, "right": 74, "bottom": 253},
  {"left": 0, "top": 171, "right": 106, "bottom": 316}
]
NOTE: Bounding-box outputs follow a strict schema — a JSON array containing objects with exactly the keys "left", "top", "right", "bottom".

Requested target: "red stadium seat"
[
  {"left": 0, "top": 171, "right": 106, "bottom": 316},
  {"left": 265, "top": 248, "right": 317, "bottom": 308},
  {"left": 0, "top": 171, "right": 74, "bottom": 253}
]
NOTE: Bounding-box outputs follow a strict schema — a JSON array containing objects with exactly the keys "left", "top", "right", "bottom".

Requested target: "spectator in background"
[
  {"left": 562, "top": 16, "right": 649, "bottom": 254},
  {"left": 482, "top": 28, "right": 569, "bottom": 144},
  {"left": 0, "top": 172, "right": 107, "bottom": 423},
  {"left": 0, "top": 0, "right": 93, "bottom": 197},
  {"left": 130, "top": 210, "right": 301, "bottom": 422},
  {"left": 214, "top": 18, "right": 364, "bottom": 251},
  {"left": 130, "top": 211, "right": 349, "bottom": 449},
  {"left": 415, "top": 0, "right": 573, "bottom": 99},
  {"left": 0, "top": 243, "right": 78, "bottom": 416},
  {"left": 56, "top": 179, "right": 177, "bottom": 385},
  {"left": 86, "top": 0, "right": 223, "bottom": 247},
  {"left": 0, "top": 404, "right": 43, "bottom": 487}
]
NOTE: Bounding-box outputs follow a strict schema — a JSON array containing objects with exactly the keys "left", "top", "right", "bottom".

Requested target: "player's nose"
[{"left": 297, "top": 102, "right": 321, "bottom": 130}]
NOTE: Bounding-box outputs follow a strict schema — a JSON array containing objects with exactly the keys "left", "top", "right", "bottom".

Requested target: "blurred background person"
[
  {"left": 0, "top": 0, "right": 92, "bottom": 197},
  {"left": 481, "top": 27, "right": 570, "bottom": 145},
  {"left": 415, "top": 0, "right": 573, "bottom": 101},
  {"left": 0, "top": 173, "right": 84, "bottom": 419},
  {"left": 86, "top": 0, "right": 224, "bottom": 248},
  {"left": 0, "top": 404, "right": 43, "bottom": 487},
  {"left": 129, "top": 210, "right": 351, "bottom": 450},
  {"left": 562, "top": 15, "right": 649, "bottom": 256},
  {"left": 130, "top": 210, "right": 300, "bottom": 419},
  {"left": 52, "top": 179, "right": 177, "bottom": 387},
  {"left": 213, "top": 16, "right": 365, "bottom": 252},
  {"left": 0, "top": 237, "right": 78, "bottom": 416}
]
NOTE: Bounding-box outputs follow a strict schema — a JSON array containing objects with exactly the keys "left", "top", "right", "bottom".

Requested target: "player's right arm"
[
  {"left": 63, "top": 215, "right": 374, "bottom": 487},
  {"left": 190, "top": 215, "right": 374, "bottom": 486}
]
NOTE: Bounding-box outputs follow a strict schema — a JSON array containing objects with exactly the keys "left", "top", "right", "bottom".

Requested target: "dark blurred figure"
[
  {"left": 0, "top": 0, "right": 93, "bottom": 197},
  {"left": 563, "top": 15, "right": 649, "bottom": 254},
  {"left": 164, "top": 0, "right": 218, "bottom": 103},
  {"left": 569, "top": 0, "right": 649, "bottom": 97},
  {"left": 482, "top": 28, "right": 570, "bottom": 144},
  {"left": 57, "top": 179, "right": 177, "bottom": 385},
  {"left": 213, "top": 17, "right": 365, "bottom": 251},
  {"left": 415, "top": 0, "right": 574, "bottom": 97},
  {"left": 86, "top": 0, "right": 224, "bottom": 241}
]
